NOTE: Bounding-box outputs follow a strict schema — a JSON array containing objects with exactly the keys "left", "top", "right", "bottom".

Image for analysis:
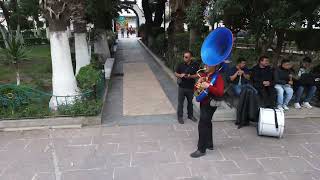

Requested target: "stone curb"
[{"left": 138, "top": 40, "right": 236, "bottom": 121}]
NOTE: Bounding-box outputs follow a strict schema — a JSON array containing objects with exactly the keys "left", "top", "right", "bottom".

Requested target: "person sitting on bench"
[
  {"left": 228, "top": 57, "right": 255, "bottom": 96},
  {"left": 274, "top": 59, "right": 294, "bottom": 111},
  {"left": 250, "top": 56, "right": 276, "bottom": 108},
  {"left": 294, "top": 57, "right": 317, "bottom": 109}
]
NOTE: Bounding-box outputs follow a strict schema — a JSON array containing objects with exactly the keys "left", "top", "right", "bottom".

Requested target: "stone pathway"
[
  {"left": 1, "top": 38, "right": 320, "bottom": 180},
  {"left": 102, "top": 38, "right": 180, "bottom": 125}
]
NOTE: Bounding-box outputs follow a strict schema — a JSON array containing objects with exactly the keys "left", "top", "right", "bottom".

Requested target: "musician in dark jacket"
[
  {"left": 228, "top": 57, "right": 255, "bottom": 96},
  {"left": 274, "top": 59, "right": 294, "bottom": 111},
  {"left": 190, "top": 64, "right": 224, "bottom": 158},
  {"left": 250, "top": 56, "right": 276, "bottom": 108},
  {"left": 175, "top": 50, "right": 200, "bottom": 124}
]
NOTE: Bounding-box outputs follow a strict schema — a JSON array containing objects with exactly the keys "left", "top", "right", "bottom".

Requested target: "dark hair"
[
  {"left": 281, "top": 59, "right": 290, "bottom": 65},
  {"left": 237, "top": 57, "right": 246, "bottom": 64},
  {"left": 259, "top": 55, "right": 269, "bottom": 62},
  {"left": 184, "top": 50, "right": 193, "bottom": 57},
  {"left": 303, "top": 57, "right": 312, "bottom": 63}
]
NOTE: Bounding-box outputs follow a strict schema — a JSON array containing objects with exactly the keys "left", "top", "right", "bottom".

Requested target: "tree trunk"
[
  {"left": 94, "top": 30, "right": 111, "bottom": 60},
  {"left": 189, "top": 28, "right": 199, "bottom": 50},
  {"left": 49, "top": 31, "right": 79, "bottom": 110},
  {"left": 274, "top": 30, "right": 285, "bottom": 66},
  {"left": 142, "top": 0, "right": 153, "bottom": 45},
  {"left": 14, "top": 62, "right": 20, "bottom": 86},
  {"left": 75, "top": 33, "right": 90, "bottom": 75}
]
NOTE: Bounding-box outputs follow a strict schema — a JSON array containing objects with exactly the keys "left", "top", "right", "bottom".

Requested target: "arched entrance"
[{"left": 118, "top": 0, "right": 145, "bottom": 28}]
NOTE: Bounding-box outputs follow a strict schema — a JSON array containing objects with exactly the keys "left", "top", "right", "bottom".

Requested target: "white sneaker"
[
  {"left": 283, "top": 105, "right": 289, "bottom": 111},
  {"left": 303, "top": 102, "right": 313, "bottom": 109},
  {"left": 277, "top": 105, "right": 284, "bottom": 111},
  {"left": 294, "top": 103, "right": 301, "bottom": 109}
]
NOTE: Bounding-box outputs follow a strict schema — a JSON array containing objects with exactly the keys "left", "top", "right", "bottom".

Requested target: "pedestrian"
[
  {"left": 175, "top": 50, "right": 200, "bottom": 124},
  {"left": 294, "top": 57, "right": 317, "bottom": 109},
  {"left": 274, "top": 59, "right": 294, "bottom": 111},
  {"left": 129, "top": 25, "right": 133, "bottom": 35},
  {"left": 190, "top": 64, "right": 224, "bottom": 158},
  {"left": 121, "top": 28, "right": 124, "bottom": 38},
  {"left": 126, "top": 27, "right": 130, "bottom": 38}
]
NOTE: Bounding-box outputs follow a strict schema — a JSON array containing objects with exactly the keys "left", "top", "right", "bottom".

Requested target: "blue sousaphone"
[{"left": 195, "top": 27, "right": 233, "bottom": 102}]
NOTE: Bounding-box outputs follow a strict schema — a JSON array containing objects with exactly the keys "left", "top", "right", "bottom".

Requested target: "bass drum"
[{"left": 257, "top": 108, "right": 285, "bottom": 138}]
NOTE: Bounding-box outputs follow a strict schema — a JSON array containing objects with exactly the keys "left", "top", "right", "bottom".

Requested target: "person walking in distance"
[{"left": 175, "top": 51, "right": 200, "bottom": 124}]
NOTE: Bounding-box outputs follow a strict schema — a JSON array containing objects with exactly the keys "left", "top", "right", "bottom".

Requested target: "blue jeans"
[
  {"left": 233, "top": 84, "right": 257, "bottom": 96},
  {"left": 274, "top": 84, "right": 293, "bottom": 106},
  {"left": 294, "top": 85, "right": 317, "bottom": 103}
]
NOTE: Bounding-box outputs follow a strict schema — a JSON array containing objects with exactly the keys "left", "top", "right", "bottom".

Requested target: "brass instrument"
[{"left": 194, "top": 68, "right": 207, "bottom": 97}]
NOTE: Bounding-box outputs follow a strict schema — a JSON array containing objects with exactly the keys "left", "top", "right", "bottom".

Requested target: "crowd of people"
[
  {"left": 228, "top": 56, "right": 318, "bottom": 111},
  {"left": 174, "top": 50, "right": 319, "bottom": 158}
]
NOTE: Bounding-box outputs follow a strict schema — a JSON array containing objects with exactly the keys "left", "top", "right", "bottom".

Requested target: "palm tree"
[
  {"left": 70, "top": 0, "right": 91, "bottom": 75},
  {"left": 39, "top": 0, "right": 79, "bottom": 110},
  {"left": 0, "top": 25, "right": 27, "bottom": 86}
]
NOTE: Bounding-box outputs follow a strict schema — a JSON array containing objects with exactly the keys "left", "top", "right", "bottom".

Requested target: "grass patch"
[{"left": 0, "top": 45, "right": 52, "bottom": 90}]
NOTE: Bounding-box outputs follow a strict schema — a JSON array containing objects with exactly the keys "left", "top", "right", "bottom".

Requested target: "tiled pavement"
[
  {"left": 1, "top": 119, "right": 320, "bottom": 180},
  {"left": 1, "top": 38, "right": 320, "bottom": 180}
]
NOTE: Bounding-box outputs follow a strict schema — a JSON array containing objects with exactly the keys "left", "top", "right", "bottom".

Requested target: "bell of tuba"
[{"left": 194, "top": 27, "right": 233, "bottom": 102}]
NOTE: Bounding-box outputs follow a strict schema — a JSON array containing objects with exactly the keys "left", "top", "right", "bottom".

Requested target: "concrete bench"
[{"left": 104, "top": 58, "right": 115, "bottom": 80}]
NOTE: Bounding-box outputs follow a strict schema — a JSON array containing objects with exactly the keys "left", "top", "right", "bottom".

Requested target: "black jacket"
[
  {"left": 274, "top": 67, "right": 292, "bottom": 85},
  {"left": 236, "top": 87, "right": 260, "bottom": 129},
  {"left": 250, "top": 65, "right": 274, "bottom": 90}
]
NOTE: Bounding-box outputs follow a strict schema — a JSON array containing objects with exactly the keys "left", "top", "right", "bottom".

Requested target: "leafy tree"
[{"left": 185, "top": 0, "right": 207, "bottom": 49}]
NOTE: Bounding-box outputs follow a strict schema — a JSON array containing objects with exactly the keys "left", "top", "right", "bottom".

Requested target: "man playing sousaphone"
[
  {"left": 190, "top": 27, "right": 232, "bottom": 158},
  {"left": 190, "top": 64, "right": 224, "bottom": 158}
]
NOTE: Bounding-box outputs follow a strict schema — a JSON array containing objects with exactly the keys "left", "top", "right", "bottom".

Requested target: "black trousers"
[
  {"left": 177, "top": 87, "right": 194, "bottom": 118},
  {"left": 256, "top": 86, "right": 277, "bottom": 108},
  {"left": 198, "top": 103, "right": 217, "bottom": 152}
]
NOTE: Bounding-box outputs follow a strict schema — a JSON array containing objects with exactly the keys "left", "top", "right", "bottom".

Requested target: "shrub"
[
  {"left": 150, "top": 33, "right": 166, "bottom": 56},
  {"left": 76, "top": 64, "right": 103, "bottom": 92},
  {"left": 138, "top": 24, "right": 146, "bottom": 38},
  {"left": 57, "top": 100, "right": 102, "bottom": 116},
  {"left": 91, "top": 53, "right": 104, "bottom": 70}
]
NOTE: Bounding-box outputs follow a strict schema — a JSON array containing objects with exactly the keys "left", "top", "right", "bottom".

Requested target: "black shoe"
[
  {"left": 190, "top": 150, "right": 206, "bottom": 158},
  {"left": 178, "top": 117, "right": 184, "bottom": 124},
  {"left": 188, "top": 116, "right": 198, "bottom": 122}
]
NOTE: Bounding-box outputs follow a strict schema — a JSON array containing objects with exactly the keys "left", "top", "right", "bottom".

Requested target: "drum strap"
[{"left": 273, "top": 109, "right": 279, "bottom": 129}]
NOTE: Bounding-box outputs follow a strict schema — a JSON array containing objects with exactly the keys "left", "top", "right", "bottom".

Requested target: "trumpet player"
[
  {"left": 175, "top": 51, "right": 200, "bottom": 124},
  {"left": 190, "top": 64, "right": 224, "bottom": 158}
]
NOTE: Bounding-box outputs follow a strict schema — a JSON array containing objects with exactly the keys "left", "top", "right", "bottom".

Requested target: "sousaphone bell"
[{"left": 195, "top": 27, "right": 233, "bottom": 102}]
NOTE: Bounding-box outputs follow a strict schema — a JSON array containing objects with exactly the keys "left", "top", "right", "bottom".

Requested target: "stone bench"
[{"left": 104, "top": 58, "right": 115, "bottom": 80}]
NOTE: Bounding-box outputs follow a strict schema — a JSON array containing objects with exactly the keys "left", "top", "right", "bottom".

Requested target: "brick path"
[{"left": 1, "top": 38, "right": 320, "bottom": 180}]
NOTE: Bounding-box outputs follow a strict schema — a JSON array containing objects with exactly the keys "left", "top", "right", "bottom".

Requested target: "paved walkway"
[
  {"left": 102, "top": 38, "right": 180, "bottom": 125},
  {"left": 1, "top": 38, "right": 320, "bottom": 180}
]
